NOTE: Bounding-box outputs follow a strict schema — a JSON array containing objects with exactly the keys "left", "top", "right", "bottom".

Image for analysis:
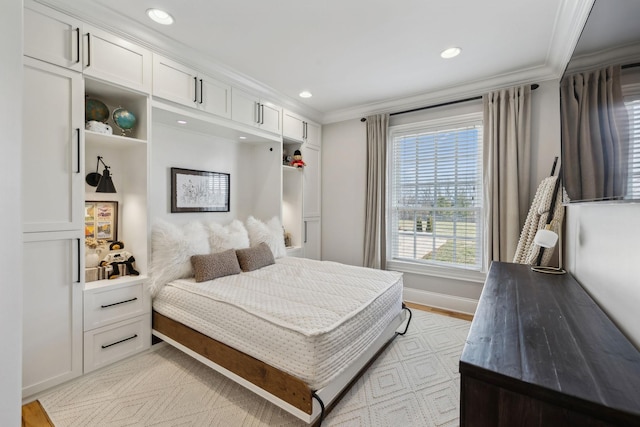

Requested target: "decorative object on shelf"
[
  {"left": 112, "top": 106, "right": 136, "bottom": 136},
  {"left": 86, "top": 156, "right": 117, "bottom": 193},
  {"left": 85, "top": 120, "right": 113, "bottom": 135},
  {"left": 99, "top": 241, "right": 139, "bottom": 279},
  {"left": 171, "top": 167, "right": 230, "bottom": 213},
  {"left": 85, "top": 97, "right": 109, "bottom": 123},
  {"left": 84, "top": 201, "right": 118, "bottom": 241},
  {"left": 290, "top": 149, "right": 306, "bottom": 168}
]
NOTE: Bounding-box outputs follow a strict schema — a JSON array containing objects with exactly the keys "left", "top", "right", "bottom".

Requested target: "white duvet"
[{"left": 153, "top": 257, "right": 403, "bottom": 389}]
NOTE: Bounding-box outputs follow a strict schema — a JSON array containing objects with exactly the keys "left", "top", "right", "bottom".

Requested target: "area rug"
[{"left": 40, "top": 310, "right": 470, "bottom": 426}]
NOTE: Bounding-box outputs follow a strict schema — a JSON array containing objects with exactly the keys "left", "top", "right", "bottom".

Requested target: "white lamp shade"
[{"left": 534, "top": 228, "right": 558, "bottom": 248}]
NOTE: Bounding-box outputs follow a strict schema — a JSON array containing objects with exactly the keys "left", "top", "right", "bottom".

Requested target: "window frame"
[{"left": 386, "top": 112, "right": 486, "bottom": 282}]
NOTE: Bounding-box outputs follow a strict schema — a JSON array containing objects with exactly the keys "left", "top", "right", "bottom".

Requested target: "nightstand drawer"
[
  {"left": 84, "top": 281, "right": 147, "bottom": 331},
  {"left": 84, "top": 313, "right": 150, "bottom": 373}
]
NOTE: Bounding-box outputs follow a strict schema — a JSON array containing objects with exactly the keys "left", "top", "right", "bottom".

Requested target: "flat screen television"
[{"left": 560, "top": 0, "right": 640, "bottom": 203}]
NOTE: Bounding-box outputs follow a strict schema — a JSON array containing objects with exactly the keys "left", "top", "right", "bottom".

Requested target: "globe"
[
  {"left": 85, "top": 98, "right": 109, "bottom": 122},
  {"left": 112, "top": 107, "right": 136, "bottom": 136}
]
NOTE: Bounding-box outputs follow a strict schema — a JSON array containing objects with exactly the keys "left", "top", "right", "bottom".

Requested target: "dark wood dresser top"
[{"left": 459, "top": 261, "right": 640, "bottom": 425}]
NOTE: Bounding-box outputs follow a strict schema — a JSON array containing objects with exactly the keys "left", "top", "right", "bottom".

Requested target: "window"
[
  {"left": 624, "top": 94, "right": 640, "bottom": 199},
  {"left": 388, "top": 113, "right": 483, "bottom": 272}
]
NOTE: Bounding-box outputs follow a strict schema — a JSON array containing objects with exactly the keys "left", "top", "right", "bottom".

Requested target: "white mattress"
[{"left": 153, "top": 257, "right": 403, "bottom": 389}]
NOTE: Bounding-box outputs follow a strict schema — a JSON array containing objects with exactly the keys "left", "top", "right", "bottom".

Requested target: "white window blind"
[
  {"left": 624, "top": 96, "right": 640, "bottom": 199},
  {"left": 389, "top": 114, "right": 483, "bottom": 271}
]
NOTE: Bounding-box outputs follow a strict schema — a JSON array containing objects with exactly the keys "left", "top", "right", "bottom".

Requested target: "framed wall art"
[
  {"left": 171, "top": 167, "right": 230, "bottom": 213},
  {"left": 84, "top": 201, "right": 118, "bottom": 241}
]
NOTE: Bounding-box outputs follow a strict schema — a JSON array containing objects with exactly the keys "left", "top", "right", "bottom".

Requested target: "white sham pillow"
[
  {"left": 245, "top": 216, "right": 287, "bottom": 258},
  {"left": 207, "top": 219, "right": 250, "bottom": 253},
  {"left": 149, "top": 220, "right": 210, "bottom": 296}
]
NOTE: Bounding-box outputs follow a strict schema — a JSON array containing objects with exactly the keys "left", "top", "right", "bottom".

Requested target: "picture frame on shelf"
[
  {"left": 171, "top": 167, "right": 230, "bottom": 213},
  {"left": 85, "top": 201, "right": 118, "bottom": 241}
]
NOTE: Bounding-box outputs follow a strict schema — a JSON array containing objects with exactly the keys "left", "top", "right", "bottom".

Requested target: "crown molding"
[{"left": 322, "top": 0, "right": 594, "bottom": 124}]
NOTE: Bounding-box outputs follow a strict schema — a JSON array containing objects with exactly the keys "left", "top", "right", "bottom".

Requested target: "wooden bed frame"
[{"left": 152, "top": 308, "right": 409, "bottom": 424}]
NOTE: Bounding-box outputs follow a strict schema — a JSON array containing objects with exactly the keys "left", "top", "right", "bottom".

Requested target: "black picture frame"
[{"left": 171, "top": 167, "right": 230, "bottom": 213}]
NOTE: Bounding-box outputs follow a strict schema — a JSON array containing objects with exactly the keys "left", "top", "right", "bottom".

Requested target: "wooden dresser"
[{"left": 459, "top": 262, "right": 640, "bottom": 426}]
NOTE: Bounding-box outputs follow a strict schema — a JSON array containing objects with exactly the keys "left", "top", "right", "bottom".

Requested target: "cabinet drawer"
[
  {"left": 84, "top": 314, "right": 150, "bottom": 373},
  {"left": 84, "top": 282, "right": 146, "bottom": 331}
]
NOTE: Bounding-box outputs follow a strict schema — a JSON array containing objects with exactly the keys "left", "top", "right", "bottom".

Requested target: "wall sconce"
[
  {"left": 531, "top": 223, "right": 565, "bottom": 275},
  {"left": 86, "top": 156, "right": 117, "bottom": 193}
]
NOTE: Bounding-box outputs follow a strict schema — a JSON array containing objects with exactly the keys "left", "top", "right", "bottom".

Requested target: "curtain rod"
[
  {"left": 622, "top": 62, "right": 640, "bottom": 69},
  {"left": 360, "top": 83, "right": 539, "bottom": 122}
]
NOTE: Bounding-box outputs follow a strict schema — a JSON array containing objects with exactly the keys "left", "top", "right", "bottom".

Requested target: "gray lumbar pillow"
[
  {"left": 190, "top": 249, "right": 241, "bottom": 282},
  {"left": 235, "top": 242, "right": 275, "bottom": 272}
]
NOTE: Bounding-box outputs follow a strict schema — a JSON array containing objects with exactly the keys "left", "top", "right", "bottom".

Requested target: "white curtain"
[
  {"left": 363, "top": 114, "right": 389, "bottom": 269},
  {"left": 484, "top": 86, "right": 532, "bottom": 263}
]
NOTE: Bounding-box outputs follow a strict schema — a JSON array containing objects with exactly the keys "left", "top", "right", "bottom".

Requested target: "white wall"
[
  {"left": 150, "top": 123, "right": 282, "bottom": 228},
  {"left": 321, "top": 79, "right": 563, "bottom": 312},
  {"left": 1, "top": 0, "right": 23, "bottom": 424},
  {"left": 150, "top": 123, "right": 240, "bottom": 225},
  {"left": 565, "top": 203, "right": 640, "bottom": 348}
]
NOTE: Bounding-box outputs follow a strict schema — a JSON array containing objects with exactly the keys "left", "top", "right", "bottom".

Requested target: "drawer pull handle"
[
  {"left": 102, "top": 334, "right": 138, "bottom": 349},
  {"left": 101, "top": 297, "right": 138, "bottom": 308}
]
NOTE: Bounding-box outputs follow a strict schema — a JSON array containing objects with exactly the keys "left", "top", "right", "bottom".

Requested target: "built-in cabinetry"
[
  {"left": 282, "top": 111, "right": 322, "bottom": 260},
  {"left": 232, "top": 88, "right": 283, "bottom": 135},
  {"left": 21, "top": 54, "right": 84, "bottom": 397},
  {"left": 152, "top": 54, "right": 231, "bottom": 118},
  {"left": 82, "top": 25, "right": 152, "bottom": 93},
  {"left": 22, "top": 0, "right": 151, "bottom": 400},
  {"left": 83, "top": 278, "right": 150, "bottom": 372},
  {"left": 23, "top": 2, "right": 83, "bottom": 72},
  {"left": 21, "top": 0, "right": 321, "bottom": 400}
]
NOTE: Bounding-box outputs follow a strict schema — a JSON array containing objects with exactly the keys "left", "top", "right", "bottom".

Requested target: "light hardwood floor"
[{"left": 21, "top": 302, "right": 472, "bottom": 426}]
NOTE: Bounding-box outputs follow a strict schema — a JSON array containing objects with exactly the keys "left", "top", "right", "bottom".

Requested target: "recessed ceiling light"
[
  {"left": 147, "top": 8, "right": 174, "bottom": 25},
  {"left": 299, "top": 91, "right": 313, "bottom": 98},
  {"left": 239, "top": 136, "right": 247, "bottom": 140},
  {"left": 440, "top": 47, "right": 462, "bottom": 59},
  {"left": 177, "top": 120, "right": 187, "bottom": 125}
]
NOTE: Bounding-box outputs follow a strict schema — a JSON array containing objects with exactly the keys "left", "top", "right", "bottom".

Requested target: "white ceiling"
[{"left": 39, "top": 0, "right": 593, "bottom": 122}]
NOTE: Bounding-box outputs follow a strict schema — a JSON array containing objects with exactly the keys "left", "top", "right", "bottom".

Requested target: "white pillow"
[
  {"left": 245, "top": 216, "right": 287, "bottom": 258},
  {"left": 207, "top": 219, "right": 250, "bottom": 253},
  {"left": 149, "top": 220, "right": 210, "bottom": 296}
]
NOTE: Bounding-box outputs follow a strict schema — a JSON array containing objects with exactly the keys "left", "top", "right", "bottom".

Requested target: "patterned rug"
[{"left": 40, "top": 310, "right": 470, "bottom": 426}]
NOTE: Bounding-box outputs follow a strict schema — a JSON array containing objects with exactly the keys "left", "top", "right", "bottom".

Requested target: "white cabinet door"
[
  {"left": 23, "top": 58, "right": 83, "bottom": 233},
  {"left": 152, "top": 54, "right": 197, "bottom": 108},
  {"left": 22, "top": 231, "right": 83, "bottom": 398},
  {"left": 24, "top": 2, "right": 82, "bottom": 71},
  {"left": 232, "top": 88, "right": 259, "bottom": 127},
  {"left": 199, "top": 73, "right": 232, "bottom": 119},
  {"left": 231, "top": 88, "right": 282, "bottom": 134},
  {"left": 260, "top": 102, "right": 282, "bottom": 134},
  {"left": 303, "top": 217, "right": 321, "bottom": 260},
  {"left": 283, "top": 110, "right": 305, "bottom": 143},
  {"left": 302, "top": 144, "right": 321, "bottom": 218},
  {"left": 305, "top": 120, "right": 321, "bottom": 148},
  {"left": 83, "top": 26, "right": 152, "bottom": 93}
]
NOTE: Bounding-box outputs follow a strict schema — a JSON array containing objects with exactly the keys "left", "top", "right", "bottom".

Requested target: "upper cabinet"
[
  {"left": 283, "top": 110, "right": 321, "bottom": 148},
  {"left": 152, "top": 54, "right": 231, "bottom": 118},
  {"left": 24, "top": 1, "right": 83, "bottom": 71},
  {"left": 83, "top": 25, "right": 152, "bottom": 93},
  {"left": 231, "top": 88, "right": 282, "bottom": 135}
]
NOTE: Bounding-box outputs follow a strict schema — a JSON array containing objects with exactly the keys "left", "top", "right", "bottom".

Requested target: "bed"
[{"left": 149, "top": 219, "right": 410, "bottom": 424}]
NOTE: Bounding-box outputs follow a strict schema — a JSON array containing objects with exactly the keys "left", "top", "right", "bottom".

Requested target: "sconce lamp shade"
[
  {"left": 86, "top": 156, "right": 117, "bottom": 193},
  {"left": 96, "top": 168, "right": 117, "bottom": 193}
]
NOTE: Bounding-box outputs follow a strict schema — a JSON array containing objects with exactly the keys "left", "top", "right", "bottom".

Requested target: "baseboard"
[{"left": 403, "top": 287, "right": 478, "bottom": 315}]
